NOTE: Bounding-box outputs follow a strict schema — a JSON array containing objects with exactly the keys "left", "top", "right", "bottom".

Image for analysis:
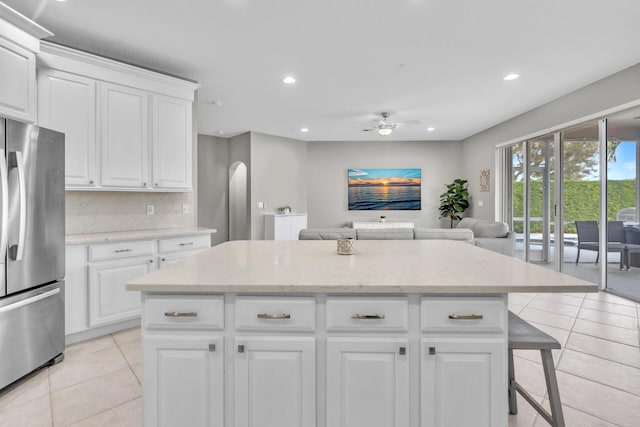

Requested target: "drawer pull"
[
  {"left": 179, "top": 242, "right": 194, "bottom": 246},
  {"left": 164, "top": 311, "right": 198, "bottom": 318},
  {"left": 114, "top": 249, "right": 132, "bottom": 253},
  {"left": 257, "top": 313, "right": 291, "bottom": 319},
  {"left": 448, "top": 314, "right": 484, "bottom": 320},
  {"left": 351, "top": 313, "right": 385, "bottom": 320}
]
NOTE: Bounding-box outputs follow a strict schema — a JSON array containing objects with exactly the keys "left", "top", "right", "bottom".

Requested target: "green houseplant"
[{"left": 439, "top": 179, "right": 470, "bottom": 228}]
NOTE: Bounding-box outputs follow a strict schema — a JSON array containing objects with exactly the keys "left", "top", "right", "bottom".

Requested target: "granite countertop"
[
  {"left": 126, "top": 239, "right": 598, "bottom": 294},
  {"left": 66, "top": 227, "right": 217, "bottom": 245}
]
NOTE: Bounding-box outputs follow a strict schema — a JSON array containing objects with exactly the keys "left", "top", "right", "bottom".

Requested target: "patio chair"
[
  {"left": 607, "top": 221, "right": 627, "bottom": 270},
  {"left": 623, "top": 228, "right": 640, "bottom": 270},
  {"left": 575, "top": 221, "right": 600, "bottom": 264}
]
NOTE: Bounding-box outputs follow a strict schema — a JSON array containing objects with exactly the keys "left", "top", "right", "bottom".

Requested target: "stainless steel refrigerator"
[{"left": 0, "top": 117, "right": 65, "bottom": 390}]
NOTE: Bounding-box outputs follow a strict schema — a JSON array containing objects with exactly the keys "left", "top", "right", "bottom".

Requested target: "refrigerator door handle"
[
  {"left": 13, "top": 151, "right": 26, "bottom": 261},
  {"left": 0, "top": 287, "right": 60, "bottom": 314},
  {"left": 0, "top": 149, "right": 7, "bottom": 261}
]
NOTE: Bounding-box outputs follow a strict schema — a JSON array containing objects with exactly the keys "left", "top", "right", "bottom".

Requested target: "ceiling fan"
[{"left": 363, "top": 111, "right": 398, "bottom": 136}]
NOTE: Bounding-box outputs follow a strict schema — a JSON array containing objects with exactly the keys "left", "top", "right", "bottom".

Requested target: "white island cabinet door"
[
  {"left": 38, "top": 69, "right": 96, "bottom": 187},
  {"left": 152, "top": 94, "right": 192, "bottom": 189},
  {"left": 421, "top": 338, "right": 506, "bottom": 427},
  {"left": 327, "top": 337, "right": 409, "bottom": 427},
  {"left": 144, "top": 335, "right": 223, "bottom": 427},
  {"left": 234, "top": 337, "right": 315, "bottom": 427},
  {"left": 100, "top": 82, "right": 149, "bottom": 188}
]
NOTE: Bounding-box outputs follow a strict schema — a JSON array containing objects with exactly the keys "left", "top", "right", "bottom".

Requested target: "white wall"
[
  {"left": 197, "top": 134, "right": 229, "bottom": 245},
  {"left": 250, "top": 132, "right": 308, "bottom": 239},
  {"left": 462, "top": 62, "right": 640, "bottom": 221},
  {"left": 307, "top": 140, "right": 463, "bottom": 228}
]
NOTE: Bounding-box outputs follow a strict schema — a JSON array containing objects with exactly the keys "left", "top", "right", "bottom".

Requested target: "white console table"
[
  {"left": 264, "top": 213, "right": 307, "bottom": 240},
  {"left": 351, "top": 221, "right": 414, "bottom": 229}
]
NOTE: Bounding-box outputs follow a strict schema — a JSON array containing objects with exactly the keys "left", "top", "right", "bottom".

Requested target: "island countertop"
[{"left": 126, "top": 240, "right": 598, "bottom": 294}]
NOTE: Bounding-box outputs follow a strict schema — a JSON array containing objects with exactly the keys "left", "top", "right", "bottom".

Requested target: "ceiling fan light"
[{"left": 377, "top": 127, "right": 393, "bottom": 136}]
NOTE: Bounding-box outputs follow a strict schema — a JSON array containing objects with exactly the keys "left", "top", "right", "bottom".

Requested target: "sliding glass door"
[
  {"left": 501, "top": 107, "right": 640, "bottom": 302},
  {"left": 605, "top": 108, "right": 640, "bottom": 301}
]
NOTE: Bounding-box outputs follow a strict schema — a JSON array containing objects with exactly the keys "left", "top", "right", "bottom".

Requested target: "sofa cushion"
[
  {"left": 299, "top": 228, "right": 357, "bottom": 240},
  {"left": 413, "top": 227, "right": 474, "bottom": 243},
  {"left": 457, "top": 217, "right": 509, "bottom": 238},
  {"left": 356, "top": 229, "right": 414, "bottom": 240}
]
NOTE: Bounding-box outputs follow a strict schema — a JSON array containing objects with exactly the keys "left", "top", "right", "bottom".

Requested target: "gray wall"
[
  {"left": 307, "top": 140, "right": 463, "bottom": 228},
  {"left": 197, "top": 134, "right": 229, "bottom": 246},
  {"left": 462, "top": 62, "right": 640, "bottom": 221},
  {"left": 250, "top": 132, "right": 308, "bottom": 240}
]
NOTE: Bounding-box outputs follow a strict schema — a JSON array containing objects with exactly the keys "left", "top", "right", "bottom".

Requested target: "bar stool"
[{"left": 508, "top": 311, "right": 565, "bottom": 427}]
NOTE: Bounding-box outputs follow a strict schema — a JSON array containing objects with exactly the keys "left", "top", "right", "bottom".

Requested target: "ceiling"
[{"left": 5, "top": 0, "right": 640, "bottom": 141}]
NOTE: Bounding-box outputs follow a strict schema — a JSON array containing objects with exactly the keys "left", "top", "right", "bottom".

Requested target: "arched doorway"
[{"left": 229, "top": 161, "right": 248, "bottom": 240}]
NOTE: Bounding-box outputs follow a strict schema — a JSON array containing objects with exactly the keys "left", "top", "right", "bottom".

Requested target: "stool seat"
[
  {"left": 508, "top": 311, "right": 565, "bottom": 427},
  {"left": 509, "top": 311, "right": 561, "bottom": 350}
]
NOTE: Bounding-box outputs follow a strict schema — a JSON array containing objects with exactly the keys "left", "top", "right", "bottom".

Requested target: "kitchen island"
[{"left": 127, "top": 240, "right": 597, "bottom": 427}]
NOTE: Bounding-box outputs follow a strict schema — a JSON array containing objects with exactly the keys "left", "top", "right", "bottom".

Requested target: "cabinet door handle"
[
  {"left": 164, "top": 311, "right": 198, "bottom": 317},
  {"left": 179, "top": 242, "right": 194, "bottom": 246},
  {"left": 448, "top": 314, "right": 484, "bottom": 320},
  {"left": 351, "top": 313, "right": 385, "bottom": 319},
  {"left": 114, "top": 249, "right": 132, "bottom": 253},
  {"left": 256, "top": 313, "right": 291, "bottom": 319}
]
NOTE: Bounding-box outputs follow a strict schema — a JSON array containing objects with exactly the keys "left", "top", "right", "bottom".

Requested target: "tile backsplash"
[{"left": 66, "top": 191, "right": 195, "bottom": 234}]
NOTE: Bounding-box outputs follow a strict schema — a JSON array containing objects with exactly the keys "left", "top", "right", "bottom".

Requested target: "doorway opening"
[{"left": 229, "top": 161, "right": 248, "bottom": 240}]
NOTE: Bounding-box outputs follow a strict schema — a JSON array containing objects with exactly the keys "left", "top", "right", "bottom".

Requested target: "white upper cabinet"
[
  {"left": 38, "top": 69, "right": 97, "bottom": 186},
  {"left": 100, "top": 82, "right": 149, "bottom": 188},
  {"left": 152, "top": 95, "right": 192, "bottom": 189},
  {"left": 37, "top": 42, "right": 199, "bottom": 192},
  {"left": 0, "top": 4, "right": 52, "bottom": 122}
]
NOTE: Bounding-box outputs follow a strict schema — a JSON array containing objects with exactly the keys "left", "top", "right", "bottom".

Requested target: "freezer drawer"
[{"left": 0, "top": 281, "right": 65, "bottom": 390}]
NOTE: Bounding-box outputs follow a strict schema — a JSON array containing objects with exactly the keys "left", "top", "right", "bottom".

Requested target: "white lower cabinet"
[
  {"left": 144, "top": 334, "right": 224, "bottom": 427},
  {"left": 234, "top": 337, "right": 316, "bottom": 427},
  {"left": 421, "top": 338, "right": 506, "bottom": 427},
  {"left": 140, "top": 295, "right": 507, "bottom": 427},
  {"left": 327, "top": 337, "right": 409, "bottom": 427},
  {"left": 88, "top": 256, "right": 156, "bottom": 327}
]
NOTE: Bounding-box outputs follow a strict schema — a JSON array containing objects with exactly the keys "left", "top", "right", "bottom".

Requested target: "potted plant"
[
  {"left": 439, "top": 178, "right": 470, "bottom": 228},
  {"left": 379, "top": 215, "right": 386, "bottom": 223},
  {"left": 276, "top": 205, "right": 292, "bottom": 214}
]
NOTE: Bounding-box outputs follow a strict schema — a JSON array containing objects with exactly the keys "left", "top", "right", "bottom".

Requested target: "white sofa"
[
  {"left": 456, "top": 217, "right": 515, "bottom": 256},
  {"left": 299, "top": 227, "right": 474, "bottom": 244}
]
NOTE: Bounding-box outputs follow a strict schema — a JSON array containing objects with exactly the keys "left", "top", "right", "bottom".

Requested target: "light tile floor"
[{"left": 0, "top": 291, "right": 639, "bottom": 426}]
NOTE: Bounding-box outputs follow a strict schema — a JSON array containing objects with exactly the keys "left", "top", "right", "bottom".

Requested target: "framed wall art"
[{"left": 348, "top": 168, "right": 421, "bottom": 210}]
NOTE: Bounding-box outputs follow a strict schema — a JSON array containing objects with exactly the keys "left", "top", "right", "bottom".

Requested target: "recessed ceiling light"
[
  {"left": 300, "top": 128, "right": 309, "bottom": 132},
  {"left": 427, "top": 127, "right": 435, "bottom": 132},
  {"left": 503, "top": 73, "right": 519, "bottom": 81},
  {"left": 282, "top": 76, "right": 296, "bottom": 84},
  {"left": 55, "top": 0, "right": 67, "bottom": 2}
]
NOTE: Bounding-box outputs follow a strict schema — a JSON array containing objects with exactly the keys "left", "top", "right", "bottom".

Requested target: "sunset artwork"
[{"left": 348, "top": 168, "right": 421, "bottom": 210}]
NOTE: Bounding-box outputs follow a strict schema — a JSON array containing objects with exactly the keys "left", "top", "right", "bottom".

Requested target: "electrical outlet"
[
  {"left": 146, "top": 205, "right": 155, "bottom": 216},
  {"left": 182, "top": 204, "right": 189, "bottom": 214},
  {"left": 258, "top": 202, "right": 264, "bottom": 208}
]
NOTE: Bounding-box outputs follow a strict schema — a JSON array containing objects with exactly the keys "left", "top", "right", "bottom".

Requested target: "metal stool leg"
[
  {"left": 508, "top": 349, "right": 517, "bottom": 415},
  {"left": 541, "top": 349, "right": 565, "bottom": 427}
]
